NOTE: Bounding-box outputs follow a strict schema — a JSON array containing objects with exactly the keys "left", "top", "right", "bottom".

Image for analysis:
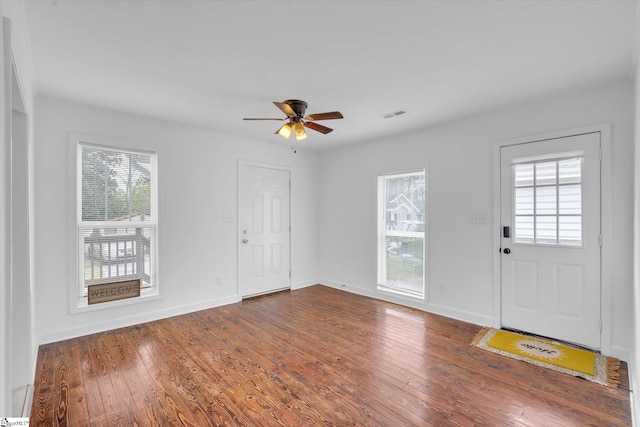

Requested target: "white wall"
[
  {"left": 33, "top": 95, "right": 318, "bottom": 344},
  {"left": 632, "top": 15, "right": 640, "bottom": 422},
  {"left": 0, "top": 0, "right": 36, "bottom": 416},
  {"left": 0, "top": 15, "right": 11, "bottom": 417},
  {"left": 11, "top": 108, "right": 30, "bottom": 389},
  {"left": 318, "top": 80, "right": 634, "bottom": 359},
  {"left": 0, "top": 1, "right": 34, "bottom": 112}
]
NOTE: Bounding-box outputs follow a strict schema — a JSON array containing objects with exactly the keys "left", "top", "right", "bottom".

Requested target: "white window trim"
[
  {"left": 68, "top": 133, "right": 161, "bottom": 314},
  {"left": 377, "top": 169, "right": 427, "bottom": 299}
]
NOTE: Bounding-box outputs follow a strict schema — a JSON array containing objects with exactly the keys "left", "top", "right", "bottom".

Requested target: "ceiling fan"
[{"left": 243, "top": 99, "right": 343, "bottom": 141}]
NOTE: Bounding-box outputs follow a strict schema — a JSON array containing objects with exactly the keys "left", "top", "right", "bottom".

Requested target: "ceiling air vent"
[{"left": 382, "top": 110, "right": 407, "bottom": 119}]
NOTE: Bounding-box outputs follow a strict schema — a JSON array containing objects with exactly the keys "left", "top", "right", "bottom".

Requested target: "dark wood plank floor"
[{"left": 30, "top": 285, "right": 631, "bottom": 426}]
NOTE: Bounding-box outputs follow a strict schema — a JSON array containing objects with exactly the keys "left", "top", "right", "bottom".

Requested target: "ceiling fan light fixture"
[
  {"left": 277, "top": 123, "right": 292, "bottom": 139},
  {"left": 293, "top": 122, "right": 307, "bottom": 141},
  {"left": 244, "top": 99, "right": 342, "bottom": 140}
]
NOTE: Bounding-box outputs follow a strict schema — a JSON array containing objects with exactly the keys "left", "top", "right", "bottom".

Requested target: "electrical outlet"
[
  {"left": 215, "top": 277, "right": 222, "bottom": 286},
  {"left": 223, "top": 214, "right": 234, "bottom": 222},
  {"left": 438, "top": 284, "right": 446, "bottom": 295}
]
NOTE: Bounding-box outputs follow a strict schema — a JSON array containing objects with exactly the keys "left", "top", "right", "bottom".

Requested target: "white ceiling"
[{"left": 23, "top": 0, "right": 638, "bottom": 150}]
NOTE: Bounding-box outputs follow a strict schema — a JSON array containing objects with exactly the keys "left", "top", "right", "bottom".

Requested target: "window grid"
[{"left": 513, "top": 158, "right": 582, "bottom": 246}]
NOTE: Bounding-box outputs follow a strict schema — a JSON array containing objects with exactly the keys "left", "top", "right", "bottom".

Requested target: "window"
[
  {"left": 77, "top": 142, "right": 157, "bottom": 307},
  {"left": 513, "top": 157, "right": 582, "bottom": 246},
  {"left": 378, "top": 170, "right": 426, "bottom": 298}
]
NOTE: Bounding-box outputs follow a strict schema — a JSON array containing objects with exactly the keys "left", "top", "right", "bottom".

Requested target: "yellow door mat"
[{"left": 471, "top": 327, "right": 620, "bottom": 387}]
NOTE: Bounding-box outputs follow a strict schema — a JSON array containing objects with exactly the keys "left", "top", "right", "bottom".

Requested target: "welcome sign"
[{"left": 88, "top": 279, "right": 141, "bottom": 304}]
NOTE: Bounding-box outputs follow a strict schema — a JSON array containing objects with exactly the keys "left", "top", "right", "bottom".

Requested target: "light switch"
[{"left": 471, "top": 214, "right": 487, "bottom": 225}]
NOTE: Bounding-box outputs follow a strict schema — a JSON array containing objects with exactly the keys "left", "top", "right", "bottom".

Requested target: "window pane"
[
  {"left": 514, "top": 216, "right": 534, "bottom": 243},
  {"left": 559, "top": 216, "right": 582, "bottom": 246},
  {"left": 514, "top": 164, "right": 534, "bottom": 187},
  {"left": 559, "top": 184, "right": 581, "bottom": 215},
  {"left": 385, "top": 174, "right": 425, "bottom": 232},
  {"left": 384, "top": 235, "right": 424, "bottom": 296},
  {"left": 515, "top": 187, "right": 534, "bottom": 215},
  {"left": 536, "top": 186, "right": 556, "bottom": 215},
  {"left": 379, "top": 170, "right": 425, "bottom": 299},
  {"left": 559, "top": 158, "right": 581, "bottom": 184},
  {"left": 536, "top": 216, "right": 557, "bottom": 244},
  {"left": 82, "top": 147, "right": 152, "bottom": 222},
  {"left": 536, "top": 161, "right": 556, "bottom": 186},
  {"left": 83, "top": 226, "right": 152, "bottom": 286}
]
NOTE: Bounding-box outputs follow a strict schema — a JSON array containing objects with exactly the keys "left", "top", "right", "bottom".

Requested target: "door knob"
[
  {"left": 503, "top": 248, "right": 511, "bottom": 254},
  {"left": 242, "top": 239, "right": 249, "bottom": 244}
]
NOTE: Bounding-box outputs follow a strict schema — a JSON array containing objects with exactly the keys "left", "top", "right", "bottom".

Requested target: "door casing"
[{"left": 492, "top": 123, "right": 612, "bottom": 355}]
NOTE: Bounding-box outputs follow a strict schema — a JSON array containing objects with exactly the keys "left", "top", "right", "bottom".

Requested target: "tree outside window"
[{"left": 78, "top": 143, "right": 157, "bottom": 306}]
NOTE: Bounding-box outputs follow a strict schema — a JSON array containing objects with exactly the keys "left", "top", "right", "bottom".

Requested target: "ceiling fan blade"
[
  {"left": 273, "top": 101, "right": 297, "bottom": 118},
  {"left": 306, "top": 111, "right": 343, "bottom": 121},
  {"left": 243, "top": 117, "right": 286, "bottom": 121},
  {"left": 304, "top": 121, "right": 333, "bottom": 134}
]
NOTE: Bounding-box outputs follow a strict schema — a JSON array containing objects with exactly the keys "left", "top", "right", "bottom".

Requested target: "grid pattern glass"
[{"left": 513, "top": 158, "right": 582, "bottom": 246}]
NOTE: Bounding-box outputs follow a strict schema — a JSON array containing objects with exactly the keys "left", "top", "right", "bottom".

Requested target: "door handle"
[
  {"left": 503, "top": 248, "right": 511, "bottom": 254},
  {"left": 242, "top": 239, "right": 249, "bottom": 244}
]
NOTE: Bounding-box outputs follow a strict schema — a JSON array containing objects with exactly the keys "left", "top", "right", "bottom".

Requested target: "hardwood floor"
[{"left": 30, "top": 285, "right": 631, "bottom": 426}]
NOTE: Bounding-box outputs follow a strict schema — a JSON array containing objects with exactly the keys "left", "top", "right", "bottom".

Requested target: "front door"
[
  {"left": 500, "top": 132, "right": 601, "bottom": 348},
  {"left": 238, "top": 163, "right": 291, "bottom": 298}
]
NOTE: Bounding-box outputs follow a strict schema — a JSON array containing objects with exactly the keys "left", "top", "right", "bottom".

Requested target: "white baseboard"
[
  {"left": 632, "top": 390, "right": 638, "bottom": 427},
  {"left": 319, "top": 280, "right": 379, "bottom": 299},
  {"left": 36, "top": 283, "right": 321, "bottom": 345},
  {"left": 37, "top": 294, "right": 240, "bottom": 345},
  {"left": 420, "top": 301, "right": 497, "bottom": 329},
  {"left": 610, "top": 345, "right": 632, "bottom": 364},
  {"left": 11, "top": 384, "right": 32, "bottom": 417},
  {"left": 318, "top": 280, "right": 494, "bottom": 328},
  {"left": 627, "top": 358, "right": 638, "bottom": 426},
  {"left": 291, "top": 279, "right": 320, "bottom": 290}
]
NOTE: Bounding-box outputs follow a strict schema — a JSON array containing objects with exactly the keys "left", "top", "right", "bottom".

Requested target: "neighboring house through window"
[{"left": 378, "top": 170, "right": 426, "bottom": 298}]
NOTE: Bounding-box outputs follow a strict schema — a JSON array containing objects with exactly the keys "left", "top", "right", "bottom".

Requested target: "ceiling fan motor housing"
[{"left": 283, "top": 99, "right": 308, "bottom": 118}]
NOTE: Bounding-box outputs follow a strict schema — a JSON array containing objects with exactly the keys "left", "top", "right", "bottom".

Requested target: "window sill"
[
  {"left": 70, "top": 291, "right": 161, "bottom": 314},
  {"left": 377, "top": 285, "right": 425, "bottom": 300}
]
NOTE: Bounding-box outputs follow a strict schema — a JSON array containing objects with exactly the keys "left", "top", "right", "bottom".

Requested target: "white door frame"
[
  {"left": 236, "top": 159, "right": 292, "bottom": 298},
  {"left": 1, "top": 16, "right": 34, "bottom": 415},
  {"left": 0, "top": 16, "right": 12, "bottom": 416},
  {"left": 492, "top": 123, "right": 612, "bottom": 355}
]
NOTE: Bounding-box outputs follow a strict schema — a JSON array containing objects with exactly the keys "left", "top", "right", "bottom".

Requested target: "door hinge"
[
  {"left": 599, "top": 234, "right": 603, "bottom": 247},
  {"left": 599, "top": 148, "right": 603, "bottom": 162}
]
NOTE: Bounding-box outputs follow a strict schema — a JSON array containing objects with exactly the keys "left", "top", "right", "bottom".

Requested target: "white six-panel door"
[
  {"left": 238, "top": 163, "right": 291, "bottom": 298},
  {"left": 500, "top": 132, "right": 601, "bottom": 349}
]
